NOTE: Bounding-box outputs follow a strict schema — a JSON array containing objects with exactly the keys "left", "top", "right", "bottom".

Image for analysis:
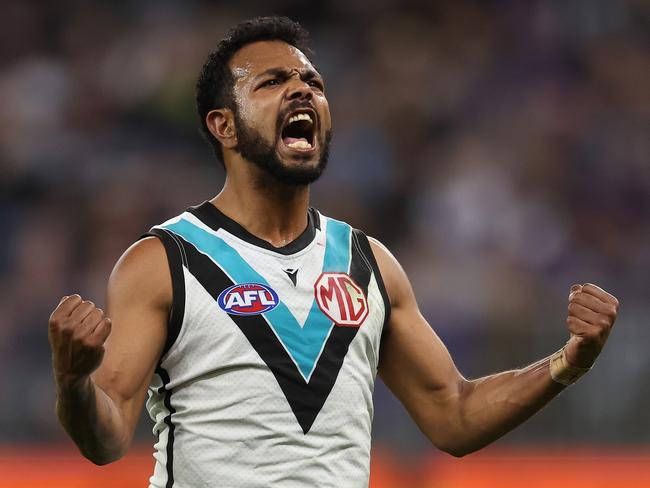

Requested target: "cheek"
[
  {"left": 235, "top": 101, "right": 260, "bottom": 130},
  {"left": 321, "top": 106, "right": 332, "bottom": 130},
  {"left": 237, "top": 99, "right": 279, "bottom": 138},
  {"left": 234, "top": 85, "right": 276, "bottom": 132},
  {"left": 319, "top": 97, "right": 332, "bottom": 129}
]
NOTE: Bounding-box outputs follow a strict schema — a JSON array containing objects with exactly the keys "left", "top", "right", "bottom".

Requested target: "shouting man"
[{"left": 48, "top": 16, "right": 619, "bottom": 488}]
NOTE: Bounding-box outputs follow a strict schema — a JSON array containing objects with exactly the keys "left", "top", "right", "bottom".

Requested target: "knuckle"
[
  {"left": 61, "top": 317, "right": 75, "bottom": 328},
  {"left": 86, "top": 336, "right": 104, "bottom": 350},
  {"left": 88, "top": 309, "right": 102, "bottom": 321},
  {"left": 60, "top": 325, "right": 74, "bottom": 338},
  {"left": 98, "top": 319, "right": 110, "bottom": 334}
]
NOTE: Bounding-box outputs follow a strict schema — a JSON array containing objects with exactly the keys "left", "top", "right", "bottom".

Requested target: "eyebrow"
[{"left": 254, "top": 67, "right": 322, "bottom": 82}]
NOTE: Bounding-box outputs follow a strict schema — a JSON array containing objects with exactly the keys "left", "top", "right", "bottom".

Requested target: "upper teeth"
[{"left": 288, "top": 113, "right": 313, "bottom": 125}]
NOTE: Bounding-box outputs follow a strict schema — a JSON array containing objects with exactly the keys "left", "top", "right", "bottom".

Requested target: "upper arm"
[
  {"left": 371, "top": 238, "right": 466, "bottom": 435},
  {"left": 92, "top": 236, "right": 171, "bottom": 437}
]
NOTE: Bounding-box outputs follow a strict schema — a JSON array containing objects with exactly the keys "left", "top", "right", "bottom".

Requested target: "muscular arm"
[
  {"left": 372, "top": 238, "right": 617, "bottom": 457},
  {"left": 49, "top": 237, "right": 170, "bottom": 464}
]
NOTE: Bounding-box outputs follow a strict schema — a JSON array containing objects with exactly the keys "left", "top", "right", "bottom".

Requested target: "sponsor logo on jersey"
[
  {"left": 314, "top": 272, "right": 368, "bottom": 327},
  {"left": 217, "top": 283, "right": 279, "bottom": 316}
]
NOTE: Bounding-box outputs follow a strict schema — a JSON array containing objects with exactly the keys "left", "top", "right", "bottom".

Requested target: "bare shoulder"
[
  {"left": 107, "top": 236, "right": 172, "bottom": 311},
  {"left": 367, "top": 236, "right": 413, "bottom": 309}
]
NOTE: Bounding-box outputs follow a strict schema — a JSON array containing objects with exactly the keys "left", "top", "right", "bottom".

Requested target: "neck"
[{"left": 211, "top": 163, "right": 311, "bottom": 249}]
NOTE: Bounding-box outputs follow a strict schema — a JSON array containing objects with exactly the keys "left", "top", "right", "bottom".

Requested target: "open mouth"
[{"left": 281, "top": 109, "right": 316, "bottom": 151}]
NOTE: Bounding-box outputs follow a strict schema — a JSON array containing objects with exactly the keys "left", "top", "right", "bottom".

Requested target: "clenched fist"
[
  {"left": 564, "top": 283, "right": 619, "bottom": 368},
  {"left": 48, "top": 295, "right": 112, "bottom": 387}
]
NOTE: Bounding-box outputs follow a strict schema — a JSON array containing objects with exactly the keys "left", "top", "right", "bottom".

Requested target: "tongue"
[{"left": 283, "top": 136, "right": 308, "bottom": 145}]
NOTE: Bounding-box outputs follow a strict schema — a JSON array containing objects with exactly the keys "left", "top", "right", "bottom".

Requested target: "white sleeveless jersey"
[{"left": 143, "top": 202, "right": 390, "bottom": 488}]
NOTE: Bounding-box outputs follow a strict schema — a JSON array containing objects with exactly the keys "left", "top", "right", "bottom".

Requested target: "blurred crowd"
[{"left": 1, "top": 0, "right": 648, "bottom": 454}]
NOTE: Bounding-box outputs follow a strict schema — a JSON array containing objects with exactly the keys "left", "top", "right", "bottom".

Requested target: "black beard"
[{"left": 233, "top": 111, "right": 331, "bottom": 187}]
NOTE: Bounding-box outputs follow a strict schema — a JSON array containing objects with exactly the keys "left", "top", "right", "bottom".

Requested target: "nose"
[{"left": 285, "top": 77, "right": 312, "bottom": 101}]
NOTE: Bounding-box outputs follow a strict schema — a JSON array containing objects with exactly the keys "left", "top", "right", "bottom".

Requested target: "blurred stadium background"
[{"left": 1, "top": 0, "right": 648, "bottom": 486}]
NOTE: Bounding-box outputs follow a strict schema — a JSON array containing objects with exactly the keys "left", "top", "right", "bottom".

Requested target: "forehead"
[{"left": 229, "top": 40, "right": 316, "bottom": 80}]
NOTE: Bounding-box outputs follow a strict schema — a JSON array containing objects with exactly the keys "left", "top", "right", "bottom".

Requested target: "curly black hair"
[{"left": 196, "top": 16, "right": 313, "bottom": 165}]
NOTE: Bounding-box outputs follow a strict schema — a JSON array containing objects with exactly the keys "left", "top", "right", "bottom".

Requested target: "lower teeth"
[{"left": 287, "top": 140, "right": 312, "bottom": 149}]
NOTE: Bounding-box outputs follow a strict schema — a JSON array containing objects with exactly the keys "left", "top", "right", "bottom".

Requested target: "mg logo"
[{"left": 314, "top": 273, "right": 368, "bottom": 327}]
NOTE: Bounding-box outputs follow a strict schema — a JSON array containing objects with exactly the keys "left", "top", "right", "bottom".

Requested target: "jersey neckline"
[{"left": 188, "top": 201, "right": 321, "bottom": 256}]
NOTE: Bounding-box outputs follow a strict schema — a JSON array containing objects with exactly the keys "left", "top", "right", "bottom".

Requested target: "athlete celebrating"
[{"left": 48, "top": 16, "right": 619, "bottom": 488}]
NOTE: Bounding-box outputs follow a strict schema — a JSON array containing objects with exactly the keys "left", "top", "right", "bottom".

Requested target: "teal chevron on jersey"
[{"left": 162, "top": 217, "right": 352, "bottom": 380}]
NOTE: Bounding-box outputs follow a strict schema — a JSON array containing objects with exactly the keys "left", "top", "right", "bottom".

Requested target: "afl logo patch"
[
  {"left": 314, "top": 272, "right": 368, "bottom": 327},
  {"left": 217, "top": 283, "right": 279, "bottom": 316}
]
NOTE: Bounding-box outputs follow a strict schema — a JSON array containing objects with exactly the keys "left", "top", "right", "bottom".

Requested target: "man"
[{"left": 48, "top": 16, "right": 619, "bottom": 488}]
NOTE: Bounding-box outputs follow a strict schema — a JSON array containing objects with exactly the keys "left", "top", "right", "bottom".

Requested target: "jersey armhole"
[
  {"left": 351, "top": 229, "right": 391, "bottom": 337},
  {"left": 140, "top": 228, "right": 186, "bottom": 359}
]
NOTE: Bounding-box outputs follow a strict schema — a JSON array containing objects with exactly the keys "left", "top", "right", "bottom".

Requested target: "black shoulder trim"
[
  {"left": 141, "top": 229, "right": 186, "bottom": 358},
  {"left": 156, "top": 366, "right": 176, "bottom": 488},
  {"left": 188, "top": 201, "right": 317, "bottom": 255},
  {"left": 351, "top": 229, "right": 391, "bottom": 335}
]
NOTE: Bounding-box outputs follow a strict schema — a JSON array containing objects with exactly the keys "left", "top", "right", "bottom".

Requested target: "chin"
[
  {"left": 281, "top": 152, "right": 320, "bottom": 167},
  {"left": 270, "top": 154, "right": 325, "bottom": 186}
]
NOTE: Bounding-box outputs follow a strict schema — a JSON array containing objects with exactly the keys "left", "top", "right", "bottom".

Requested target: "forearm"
[
  {"left": 439, "top": 355, "right": 565, "bottom": 456},
  {"left": 56, "top": 376, "right": 130, "bottom": 465}
]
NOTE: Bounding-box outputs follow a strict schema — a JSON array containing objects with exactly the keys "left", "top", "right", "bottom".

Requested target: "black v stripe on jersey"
[{"left": 174, "top": 233, "right": 373, "bottom": 434}]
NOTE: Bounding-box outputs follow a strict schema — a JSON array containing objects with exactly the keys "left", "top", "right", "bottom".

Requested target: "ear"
[{"left": 206, "top": 108, "right": 237, "bottom": 149}]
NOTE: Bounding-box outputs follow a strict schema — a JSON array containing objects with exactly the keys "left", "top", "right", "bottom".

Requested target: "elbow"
[
  {"left": 433, "top": 437, "right": 475, "bottom": 458},
  {"left": 425, "top": 380, "right": 478, "bottom": 458},
  {"left": 80, "top": 444, "right": 128, "bottom": 466},
  {"left": 82, "top": 451, "right": 117, "bottom": 466},
  {"left": 428, "top": 421, "right": 486, "bottom": 458},
  {"left": 88, "top": 455, "right": 114, "bottom": 466},
  {"left": 83, "top": 451, "right": 122, "bottom": 466},
  {"left": 439, "top": 443, "right": 474, "bottom": 458}
]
